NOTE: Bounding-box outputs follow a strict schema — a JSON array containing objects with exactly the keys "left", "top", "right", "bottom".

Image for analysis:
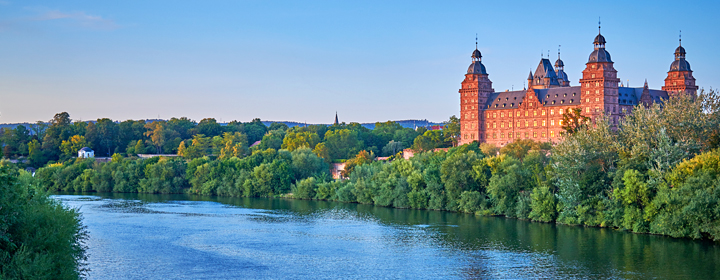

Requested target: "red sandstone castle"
[{"left": 459, "top": 29, "right": 698, "bottom": 146}]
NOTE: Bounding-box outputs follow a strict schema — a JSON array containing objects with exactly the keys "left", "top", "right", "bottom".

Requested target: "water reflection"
[{"left": 56, "top": 193, "right": 720, "bottom": 279}]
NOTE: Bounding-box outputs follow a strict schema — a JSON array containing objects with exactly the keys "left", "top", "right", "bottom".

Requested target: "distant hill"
[
  {"left": 0, "top": 119, "right": 444, "bottom": 133},
  {"left": 260, "top": 119, "right": 443, "bottom": 130}
]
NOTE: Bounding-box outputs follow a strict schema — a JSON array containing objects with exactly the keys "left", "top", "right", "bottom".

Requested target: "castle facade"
[{"left": 459, "top": 30, "right": 698, "bottom": 146}]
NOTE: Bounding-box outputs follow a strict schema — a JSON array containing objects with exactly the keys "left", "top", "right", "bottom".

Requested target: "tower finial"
[
  {"left": 598, "top": 17, "right": 601, "bottom": 34},
  {"left": 558, "top": 45, "right": 561, "bottom": 59},
  {"left": 679, "top": 30, "right": 682, "bottom": 46},
  {"left": 475, "top": 33, "right": 478, "bottom": 49}
]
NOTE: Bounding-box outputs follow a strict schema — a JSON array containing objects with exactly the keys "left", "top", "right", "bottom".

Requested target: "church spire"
[{"left": 334, "top": 112, "right": 339, "bottom": 125}]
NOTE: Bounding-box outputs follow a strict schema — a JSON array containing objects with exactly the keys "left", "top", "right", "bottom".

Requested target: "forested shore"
[{"left": 4, "top": 91, "right": 720, "bottom": 242}]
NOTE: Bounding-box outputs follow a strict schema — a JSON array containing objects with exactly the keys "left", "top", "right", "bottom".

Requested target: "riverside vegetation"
[{"left": 4, "top": 90, "right": 720, "bottom": 256}]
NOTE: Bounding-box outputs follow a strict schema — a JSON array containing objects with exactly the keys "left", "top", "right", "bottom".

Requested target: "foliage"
[{"left": 0, "top": 166, "right": 87, "bottom": 279}]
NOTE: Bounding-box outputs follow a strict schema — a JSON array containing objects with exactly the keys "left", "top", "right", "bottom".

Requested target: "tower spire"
[
  {"left": 475, "top": 33, "right": 478, "bottom": 50},
  {"left": 598, "top": 17, "right": 601, "bottom": 34},
  {"left": 558, "top": 45, "right": 561, "bottom": 59},
  {"left": 679, "top": 30, "right": 682, "bottom": 46},
  {"left": 334, "top": 112, "right": 339, "bottom": 125}
]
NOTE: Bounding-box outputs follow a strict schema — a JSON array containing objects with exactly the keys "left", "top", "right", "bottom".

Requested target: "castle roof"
[
  {"left": 485, "top": 86, "right": 583, "bottom": 110},
  {"left": 79, "top": 147, "right": 93, "bottom": 152},
  {"left": 588, "top": 48, "right": 612, "bottom": 63},
  {"left": 468, "top": 61, "right": 487, "bottom": 74},
  {"left": 619, "top": 87, "right": 669, "bottom": 105},
  {"left": 531, "top": 59, "right": 560, "bottom": 86}
]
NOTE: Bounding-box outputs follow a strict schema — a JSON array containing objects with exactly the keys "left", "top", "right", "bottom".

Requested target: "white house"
[{"left": 78, "top": 147, "right": 94, "bottom": 158}]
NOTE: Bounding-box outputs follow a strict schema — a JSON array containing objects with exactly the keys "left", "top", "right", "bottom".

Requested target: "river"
[{"left": 54, "top": 193, "right": 720, "bottom": 279}]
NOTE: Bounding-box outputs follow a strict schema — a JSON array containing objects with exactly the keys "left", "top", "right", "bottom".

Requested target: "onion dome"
[
  {"left": 669, "top": 39, "right": 691, "bottom": 72},
  {"left": 554, "top": 58, "right": 564, "bottom": 68},
  {"left": 675, "top": 45, "right": 686, "bottom": 56},
  {"left": 467, "top": 61, "right": 487, "bottom": 74},
  {"left": 472, "top": 49, "right": 482, "bottom": 60},
  {"left": 588, "top": 49, "right": 612, "bottom": 63},
  {"left": 593, "top": 34, "right": 606, "bottom": 45},
  {"left": 669, "top": 58, "right": 691, "bottom": 72}
]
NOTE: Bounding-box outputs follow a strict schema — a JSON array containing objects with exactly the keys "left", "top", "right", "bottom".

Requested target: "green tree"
[{"left": 561, "top": 107, "right": 590, "bottom": 135}]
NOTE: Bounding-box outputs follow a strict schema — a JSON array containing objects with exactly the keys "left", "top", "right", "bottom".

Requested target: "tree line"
[
  {"left": 10, "top": 90, "right": 720, "bottom": 242},
  {"left": 1, "top": 114, "right": 458, "bottom": 168}
]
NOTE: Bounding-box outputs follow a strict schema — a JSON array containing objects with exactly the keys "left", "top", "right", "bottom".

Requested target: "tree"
[
  {"left": 561, "top": 107, "right": 590, "bottom": 135},
  {"left": 341, "top": 150, "right": 374, "bottom": 178},
  {"left": 444, "top": 115, "right": 460, "bottom": 146},
  {"left": 282, "top": 131, "right": 320, "bottom": 151},
  {"left": 60, "top": 135, "right": 89, "bottom": 158},
  {"left": 144, "top": 121, "right": 166, "bottom": 154},
  {"left": 382, "top": 140, "right": 404, "bottom": 156},
  {"left": 195, "top": 118, "right": 223, "bottom": 137}
]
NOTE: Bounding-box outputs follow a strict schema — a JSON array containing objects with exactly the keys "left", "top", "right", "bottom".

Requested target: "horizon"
[{"left": 1, "top": 0, "right": 718, "bottom": 124}]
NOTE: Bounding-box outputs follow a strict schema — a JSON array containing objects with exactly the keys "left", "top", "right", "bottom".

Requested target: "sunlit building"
[{"left": 459, "top": 29, "right": 698, "bottom": 146}]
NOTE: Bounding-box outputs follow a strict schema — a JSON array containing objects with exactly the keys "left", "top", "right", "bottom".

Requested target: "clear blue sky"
[{"left": 0, "top": 0, "right": 718, "bottom": 124}]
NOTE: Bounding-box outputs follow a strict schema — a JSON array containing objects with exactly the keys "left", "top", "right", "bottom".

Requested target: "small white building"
[{"left": 78, "top": 147, "right": 95, "bottom": 158}]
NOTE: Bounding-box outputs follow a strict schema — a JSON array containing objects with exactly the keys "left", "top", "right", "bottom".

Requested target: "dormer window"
[{"left": 561, "top": 100, "right": 565, "bottom": 104}]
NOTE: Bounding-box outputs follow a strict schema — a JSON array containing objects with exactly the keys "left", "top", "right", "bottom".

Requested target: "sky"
[{"left": 0, "top": 0, "right": 718, "bottom": 124}]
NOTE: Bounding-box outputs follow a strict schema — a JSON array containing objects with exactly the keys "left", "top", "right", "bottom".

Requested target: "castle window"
[
  {"left": 472, "top": 123, "right": 475, "bottom": 129},
  {"left": 534, "top": 111, "right": 537, "bottom": 116},
  {"left": 586, "top": 107, "right": 590, "bottom": 113},
  {"left": 464, "top": 134, "right": 468, "bottom": 139},
  {"left": 570, "top": 99, "right": 574, "bottom": 103},
  {"left": 487, "top": 113, "right": 490, "bottom": 118},
  {"left": 542, "top": 110, "right": 546, "bottom": 116},
  {"left": 524, "top": 132, "right": 529, "bottom": 138},
  {"left": 533, "top": 132, "right": 537, "bottom": 138},
  {"left": 501, "top": 133, "right": 504, "bottom": 138},
  {"left": 533, "top": 120, "right": 537, "bottom": 127},
  {"left": 586, "top": 98, "right": 590, "bottom": 102},
  {"left": 487, "top": 123, "right": 490, "bottom": 128},
  {"left": 561, "top": 100, "right": 565, "bottom": 104},
  {"left": 596, "top": 90, "right": 599, "bottom": 94},
  {"left": 592, "top": 74, "right": 595, "bottom": 78},
  {"left": 559, "top": 120, "right": 563, "bottom": 125},
  {"left": 493, "top": 113, "right": 497, "bottom": 118},
  {"left": 559, "top": 109, "right": 564, "bottom": 114},
  {"left": 516, "top": 121, "right": 520, "bottom": 127},
  {"left": 501, "top": 122, "right": 504, "bottom": 128},
  {"left": 552, "top": 101, "right": 556, "bottom": 104},
  {"left": 503, "top": 104, "right": 506, "bottom": 107},
  {"left": 550, "top": 131, "right": 555, "bottom": 137},
  {"left": 542, "top": 132, "right": 546, "bottom": 137},
  {"left": 551, "top": 120, "right": 555, "bottom": 126},
  {"left": 492, "top": 133, "right": 497, "bottom": 139},
  {"left": 595, "top": 107, "right": 599, "bottom": 112},
  {"left": 596, "top": 82, "right": 599, "bottom": 86},
  {"left": 595, "top": 97, "right": 599, "bottom": 102},
  {"left": 551, "top": 109, "right": 554, "bottom": 115},
  {"left": 542, "top": 120, "right": 546, "bottom": 126},
  {"left": 501, "top": 112, "right": 504, "bottom": 117},
  {"left": 493, "top": 122, "right": 496, "bottom": 128},
  {"left": 472, "top": 134, "right": 475, "bottom": 139},
  {"left": 509, "top": 121, "right": 512, "bottom": 128},
  {"left": 525, "top": 121, "right": 529, "bottom": 127}
]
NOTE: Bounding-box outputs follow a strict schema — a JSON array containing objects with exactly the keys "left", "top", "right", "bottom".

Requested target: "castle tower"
[
  {"left": 459, "top": 45, "right": 493, "bottom": 145},
  {"left": 579, "top": 25, "right": 620, "bottom": 122},
  {"left": 662, "top": 36, "right": 698, "bottom": 96},
  {"left": 555, "top": 49, "right": 570, "bottom": 87}
]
